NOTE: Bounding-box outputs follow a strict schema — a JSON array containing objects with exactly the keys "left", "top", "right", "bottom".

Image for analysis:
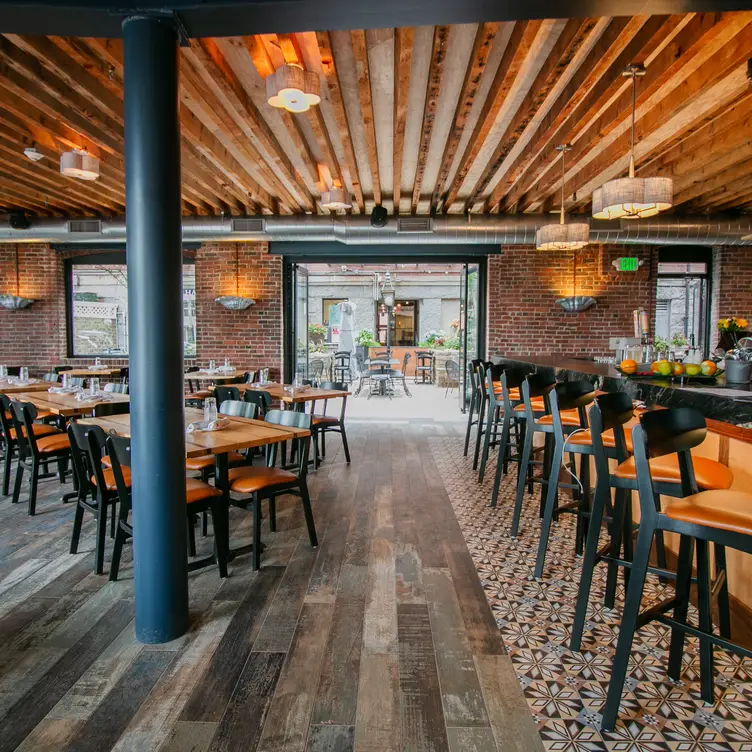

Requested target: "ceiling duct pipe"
[{"left": 0, "top": 213, "right": 750, "bottom": 246}]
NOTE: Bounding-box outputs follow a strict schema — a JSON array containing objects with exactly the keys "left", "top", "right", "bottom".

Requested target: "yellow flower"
[
  {"left": 718, "top": 319, "right": 730, "bottom": 330},
  {"left": 738, "top": 318, "right": 749, "bottom": 329}
]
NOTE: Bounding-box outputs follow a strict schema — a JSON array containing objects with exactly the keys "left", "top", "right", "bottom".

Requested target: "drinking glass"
[
  {"left": 224, "top": 358, "right": 230, "bottom": 370},
  {"left": 209, "top": 359, "right": 216, "bottom": 371},
  {"left": 95, "top": 357, "right": 101, "bottom": 367},
  {"left": 260, "top": 368, "right": 269, "bottom": 385},
  {"left": 0, "top": 365, "right": 7, "bottom": 379},
  {"left": 90, "top": 377, "right": 100, "bottom": 396},
  {"left": 204, "top": 396, "right": 218, "bottom": 424},
  {"left": 19, "top": 367, "right": 28, "bottom": 381},
  {"left": 62, "top": 372, "right": 70, "bottom": 389}
]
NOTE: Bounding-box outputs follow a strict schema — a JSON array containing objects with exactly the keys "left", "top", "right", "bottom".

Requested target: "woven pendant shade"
[
  {"left": 60, "top": 149, "right": 100, "bottom": 181},
  {"left": 266, "top": 64, "right": 321, "bottom": 113},
  {"left": 321, "top": 188, "right": 352, "bottom": 210},
  {"left": 535, "top": 221, "right": 590, "bottom": 251}
]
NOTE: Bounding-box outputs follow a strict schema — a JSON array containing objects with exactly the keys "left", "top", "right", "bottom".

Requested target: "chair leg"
[
  {"left": 574, "top": 453, "right": 590, "bottom": 557},
  {"left": 490, "top": 417, "right": 510, "bottom": 508},
  {"left": 511, "top": 427, "right": 533, "bottom": 538},
  {"left": 300, "top": 481, "right": 318, "bottom": 548},
  {"left": 201, "top": 512, "right": 208, "bottom": 537},
  {"left": 110, "top": 501, "right": 117, "bottom": 538},
  {"left": 94, "top": 498, "right": 109, "bottom": 575},
  {"left": 695, "top": 538, "right": 716, "bottom": 705},
  {"left": 463, "top": 395, "right": 476, "bottom": 456},
  {"left": 252, "top": 496, "right": 262, "bottom": 571},
  {"left": 570, "top": 476, "right": 609, "bottom": 651},
  {"left": 210, "top": 501, "right": 229, "bottom": 579},
  {"left": 312, "top": 431, "right": 320, "bottom": 471},
  {"left": 601, "top": 523, "right": 654, "bottom": 732},
  {"left": 27, "top": 459, "right": 39, "bottom": 516},
  {"left": 667, "top": 534, "right": 695, "bottom": 681},
  {"left": 187, "top": 517, "right": 197, "bottom": 557},
  {"left": 269, "top": 496, "right": 277, "bottom": 533},
  {"left": 472, "top": 395, "right": 487, "bottom": 471},
  {"left": 321, "top": 430, "right": 326, "bottom": 458},
  {"left": 12, "top": 461, "right": 24, "bottom": 505},
  {"left": 478, "top": 403, "right": 494, "bottom": 484},
  {"left": 340, "top": 425, "right": 351, "bottom": 463},
  {"left": 70, "top": 503, "right": 85, "bottom": 554},
  {"left": 604, "top": 487, "right": 628, "bottom": 611},
  {"left": 2, "top": 445, "right": 13, "bottom": 496},
  {"left": 534, "top": 441, "right": 563, "bottom": 580},
  {"left": 715, "top": 544, "right": 731, "bottom": 640},
  {"left": 109, "top": 527, "right": 125, "bottom": 581}
]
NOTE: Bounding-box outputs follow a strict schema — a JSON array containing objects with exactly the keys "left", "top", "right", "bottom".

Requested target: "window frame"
[
  {"left": 375, "top": 298, "right": 419, "bottom": 347},
  {"left": 65, "top": 251, "right": 196, "bottom": 359}
]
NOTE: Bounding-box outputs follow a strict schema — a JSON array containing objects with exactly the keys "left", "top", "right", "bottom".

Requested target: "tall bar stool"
[
  {"left": 463, "top": 359, "right": 483, "bottom": 457},
  {"left": 528, "top": 380, "right": 596, "bottom": 579},
  {"left": 478, "top": 363, "right": 507, "bottom": 483},
  {"left": 570, "top": 399, "right": 733, "bottom": 653},
  {"left": 472, "top": 361, "right": 496, "bottom": 471},
  {"left": 600, "top": 408, "right": 742, "bottom": 731},
  {"left": 414, "top": 351, "right": 434, "bottom": 384}
]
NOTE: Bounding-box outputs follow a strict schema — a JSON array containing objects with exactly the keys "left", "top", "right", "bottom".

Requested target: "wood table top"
[
  {"left": 66, "top": 367, "right": 123, "bottom": 377},
  {"left": 0, "top": 380, "right": 58, "bottom": 394},
  {"left": 15, "top": 390, "right": 130, "bottom": 417},
  {"left": 184, "top": 369, "right": 247, "bottom": 382},
  {"left": 81, "top": 407, "right": 309, "bottom": 458},
  {"left": 238, "top": 382, "right": 351, "bottom": 403}
]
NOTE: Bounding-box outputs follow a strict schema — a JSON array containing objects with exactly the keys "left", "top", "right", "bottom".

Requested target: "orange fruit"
[
  {"left": 700, "top": 360, "right": 717, "bottom": 376},
  {"left": 671, "top": 362, "right": 685, "bottom": 376},
  {"left": 619, "top": 359, "right": 638, "bottom": 374},
  {"left": 650, "top": 361, "right": 660, "bottom": 373}
]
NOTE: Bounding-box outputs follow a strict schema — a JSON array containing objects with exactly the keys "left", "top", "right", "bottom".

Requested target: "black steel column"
[{"left": 123, "top": 16, "right": 188, "bottom": 643}]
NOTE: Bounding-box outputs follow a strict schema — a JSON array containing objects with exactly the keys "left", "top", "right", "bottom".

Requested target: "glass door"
[
  {"left": 293, "top": 264, "right": 309, "bottom": 381},
  {"left": 459, "top": 263, "right": 480, "bottom": 411}
]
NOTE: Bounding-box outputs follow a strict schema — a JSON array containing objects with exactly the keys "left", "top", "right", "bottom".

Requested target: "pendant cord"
[
  {"left": 560, "top": 149, "right": 566, "bottom": 225},
  {"left": 235, "top": 246, "right": 239, "bottom": 297},
  {"left": 14, "top": 246, "right": 20, "bottom": 297},
  {"left": 629, "top": 70, "right": 636, "bottom": 178},
  {"left": 572, "top": 249, "right": 577, "bottom": 297}
]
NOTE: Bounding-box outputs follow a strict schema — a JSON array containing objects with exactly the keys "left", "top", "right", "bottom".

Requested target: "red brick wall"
[
  {"left": 194, "top": 242, "right": 283, "bottom": 379},
  {"left": 711, "top": 246, "right": 752, "bottom": 351},
  {"left": 487, "top": 244, "right": 656, "bottom": 359}
]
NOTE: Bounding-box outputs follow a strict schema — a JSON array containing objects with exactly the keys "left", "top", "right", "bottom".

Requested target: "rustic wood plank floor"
[{"left": 0, "top": 419, "right": 543, "bottom": 752}]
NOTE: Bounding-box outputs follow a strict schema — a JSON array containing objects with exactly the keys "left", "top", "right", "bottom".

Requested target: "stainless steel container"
[{"left": 725, "top": 359, "right": 752, "bottom": 384}]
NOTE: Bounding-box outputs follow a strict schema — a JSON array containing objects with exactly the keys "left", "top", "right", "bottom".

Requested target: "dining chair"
[
  {"left": 333, "top": 351, "right": 352, "bottom": 384},
  {"left": 54, "top": 365, "right": 73, "bottom": 374},
  {"left": 227, "top": 409, "right": 317, "bottom": 570},
  {"left": 185, "top": 366, "right": 211, "bottom": 406},
  {"left": 103, "top": 382, "right": 129, "bottom": 394},
  {"left": 213, "top": 385, "right": 241, "bottom": 404},
  {"left": 107, "top": 432, "right": 229, "bottom": 581},
  {"left": 414, "top": 351, "right": 434, "bottom": 384},
  {"left": 243, "top": 371, "right": 257, "bottom": 384},
  {"left": 308, "top": 381, "right": 350, "bottom": 469},
  {"left": 42, "top": 372, "right": 59, "bottom": 382},
  {"left": 309, "top": 359, "right": 324, "bottom": 385},
  {"left": 389, "top": 353, "right": 412, "bottom": 397},
  {"left": 600, "top": 408, "right": 744, "bottom": 731},
  {"left": 68, "top": 421, "right": 126, "bottom": 575},
  {"left": 10, "top": 400, "right": 71, "bottom": 515},
  {"left": 444, "top": 359, "right": 460, "bottom": 397},
  {"left": 243, "top": 389, "right": 272, "bottom": 418}
]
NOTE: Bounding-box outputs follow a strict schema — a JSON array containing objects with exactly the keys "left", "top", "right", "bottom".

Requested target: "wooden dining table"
[
  {"left": 0, "top": 379, "right": 58, "bottom": 395},
  {"left": 14, "top": 390, "right": 130, "bottom": 418},
  {"left": 80, "top": 407, "right": 310, "bottom": 569},
  {"left": 66, "top": 367, "right": 123, "bottom": 377},
  {"left": 185, "top": 369, "right": 248, "bottom": 382},
  {"left": 238, "top": 382, "right": 350, "bottom": 406}
]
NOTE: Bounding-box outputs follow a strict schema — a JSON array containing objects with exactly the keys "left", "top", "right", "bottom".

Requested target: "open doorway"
[{"left": 284, "top": 259, "right": 485, "bottom": 421}]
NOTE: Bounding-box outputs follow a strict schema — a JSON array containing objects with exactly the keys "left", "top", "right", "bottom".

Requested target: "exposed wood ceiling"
[{"left": 0, "top": 12, "right": 751, "bottom": 218}]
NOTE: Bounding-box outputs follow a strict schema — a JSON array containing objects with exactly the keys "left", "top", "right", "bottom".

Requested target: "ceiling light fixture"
[
  {"left": 592, "top": 64, "right": 672, "bottom": 220},
  {"left": 215, "top": 246, "right": 256, "bottom": 310},
  {"left": 23, "top": 147, "right": 44, "bottom": 162},
  {"left": 266, "top": 63, "right": 321, "bottom": 113},
  {"left": 536, "top": 145, "right": 590, "bottom": 251},
  {"left": 60, "top": 147, "right": 100, "bottom": 181},
  {"left": 321, "top": 187, "right": 352, "bottom": 211},
  {"left": 0, "top": 245, "right": 35, "bottom": 310}
]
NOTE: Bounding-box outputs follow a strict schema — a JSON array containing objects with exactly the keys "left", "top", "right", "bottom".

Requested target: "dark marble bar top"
[{"left": 494, "top": 355, "right": 752, "bottom": 430}]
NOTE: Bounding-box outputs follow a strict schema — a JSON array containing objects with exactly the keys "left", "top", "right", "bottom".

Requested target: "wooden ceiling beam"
[
  {"left": 463, "top": 17, "right": 600, "bottom": 211},
  {"left": 410, "top": 25, "right": 449, "bottom": 213},
  {"left": 317, "top": 29, "right": 366, "bottom": 213},
  {"left": 48, "top": 37, "right": 123, "bottom": 96},
  {"left": 430, "top": 22, "right": 499, "bottom": 213},
  {"left": 442, "top": 19, "right": 543, "bottom": 211},
  {"left": 489, "top": 15, "right": 667, "bottom": 213},
  {"left": 0, "top": 176, "right": 61, "bottom": 214},
  {"left": 351, "top": 28, "right": 381, "bottom": 206},
  {"left": 518, "top": 12, "right": 751, "bottom": 211},
  {"left": 673, "top": 156, "right": 752, "bottom": 206},
  {"left": 184, "top": 38, "right": 314, "bottom": 212},
  {"left": 686, "top": 173, "right": 752, "bottom": 211},
  {"left": 392, "top": 26, "right": 414, "bottom": 214}
]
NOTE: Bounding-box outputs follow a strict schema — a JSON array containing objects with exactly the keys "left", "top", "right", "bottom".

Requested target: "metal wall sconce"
[{"left": 215, "top": 246, "right": 255, "bottom": 310}]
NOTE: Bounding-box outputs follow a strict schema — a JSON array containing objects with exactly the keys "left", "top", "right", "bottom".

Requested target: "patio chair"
[
  {"left": 445, "top": 359, "right": 460, "bottom": 397},
  {"left": 389, "top": 352, "right": 412, "bottom": 397}
]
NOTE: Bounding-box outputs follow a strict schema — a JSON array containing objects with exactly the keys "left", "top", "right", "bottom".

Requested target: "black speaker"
[
  {"left": 8, "top": 212, "right": 30, "bottom": 230},
  {"left": 370, "top": 205, "right": 388, "bottom": 228}
]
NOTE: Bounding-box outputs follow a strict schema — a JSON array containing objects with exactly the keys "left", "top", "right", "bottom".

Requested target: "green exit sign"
[{"left": 616, "top": 257, "right": 640, "bottom": 272}]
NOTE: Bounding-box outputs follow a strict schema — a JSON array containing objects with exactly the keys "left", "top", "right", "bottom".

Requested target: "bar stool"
[
  {"left": 571, "top": 399, "right": 734, "bottom": 653},
  {"left": 414, "top": 351, "right": 434, "bottom": 384},
  {"left": 600, "top": 408, "right": 742, "bottom": 731},
  {"left": 529, "top": 380, "right": 596, "bottom": 579},
  {"left": 471, "top": 361, "right": 490, "bottom": 470},
  {"left": 477, "top": 363, "right": 507, "bottom": 483}
]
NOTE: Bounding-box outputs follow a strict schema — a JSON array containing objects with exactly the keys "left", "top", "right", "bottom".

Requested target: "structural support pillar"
[{"left": 123, "top": 15, "right": 188, "bottom": 643}]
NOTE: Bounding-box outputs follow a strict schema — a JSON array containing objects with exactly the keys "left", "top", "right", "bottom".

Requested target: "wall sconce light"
[
  {"left": 555, "top": 248, "right": 596, "bottom": 313},
  {"left": 215, "top": 246, "right": 256, "bottom": 310},
  {"left": 0, "top": 246, "right": 35, "bottom": 310}
]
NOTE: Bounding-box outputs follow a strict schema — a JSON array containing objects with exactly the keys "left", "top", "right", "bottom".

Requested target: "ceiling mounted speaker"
[
  {"left": 8, "top": 212, "right": 30, "bottom": 230},
  {"left": 370, "top": 206, "right": 388, "bottom": 228}
]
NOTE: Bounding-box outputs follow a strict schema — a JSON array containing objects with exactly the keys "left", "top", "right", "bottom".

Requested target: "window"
[
  {"left": 69, "top": 259, "right": 196, "bottom": 357},
  {"left": 322, "top": 298, "right": 345, "bottom": 344},
  {"left": 654, "top": 250, "right": 711, "bottom": 356},
  {"left": 376, "top": 300, "right": 418, "bottom": 346}
]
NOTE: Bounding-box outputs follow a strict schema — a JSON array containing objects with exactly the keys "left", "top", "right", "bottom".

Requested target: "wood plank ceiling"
[{"left": 0, "top": 12, "right": 751, "bottom": 217}]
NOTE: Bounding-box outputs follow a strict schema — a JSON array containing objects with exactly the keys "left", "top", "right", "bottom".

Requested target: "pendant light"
[
  {"left": 60, "top": 147, "right": 100, "bottom": 181},
  {"left": 555, "top": 248, "right": 596, "bottom": 313},
  {"left": 535, "top": 145, "right": 590, "bottom": 251},
  {"left": 0, "top": 246, "right": 35, "bottom": 309},
  {"left": 266, "top": 63, "right": 321, "bottom": 114},
  {"left": 320, "top": 187, "right": 352, "bottom": 211},
  {"left": 592, "top": 64, "right": 672, "bottom": 220},
  {"left": 215, "top": 246, "right": 256, "bottom": 310}
]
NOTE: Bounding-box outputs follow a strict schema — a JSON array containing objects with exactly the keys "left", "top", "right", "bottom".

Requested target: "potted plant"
[
  {"left": 354, "top": 328, "right": 378, "bottom": 363},
  {"left": 308, "top": 322, "right": 327, "bottom": 346},
  {"left": 719, "top": 317, "right": 752, "bottom": 384}
]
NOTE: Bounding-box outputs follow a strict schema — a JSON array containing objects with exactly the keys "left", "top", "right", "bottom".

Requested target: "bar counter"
[{"left": 495, "top": 355, "right": 752, "bottom": 440}]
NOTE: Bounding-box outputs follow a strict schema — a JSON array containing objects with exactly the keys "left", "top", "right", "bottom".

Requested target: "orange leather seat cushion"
[
  {"left": 186, "top": 478, "right": 223, "bottom": 504},
  {"left": 9, "top": 424, "right": 60, "bottom": 440},
  {"left": 186, "top": 451, "right": 245, "bottom": 471},
  {"left": 228, "top": 466, "right": 297, "bottom": 494},
  {"left": 312, "top": 415, "right": 338, "bottom": 426},
  {"left": 506, "top": 387, "right": 520, "bottom": 400},
  {"left": 615, "top": 454, "right": 733, "bottom": 491},
  {"left": 513, "top": 398, "right": 546, "bottom": 413},
  {"left": 93, "top": 466, "right": 132, "bottom": 492},
  {"left": 36, "top": 410, "right": 54, "bottom": 420},
  {"left": 101, "top": 454, "right": 112, "bottom": 468},
  {"left": 537, "top": 410, "right": 582, "bottom": 427},
  {"left": 186, "top": 391, "right": 212, "bottom": 401},
  {"left": 36, "top": 433, "right": 70, "bottom": 454},
  {"left": 565, "top": 421, "right": 637, "bottom": 452},
  {"left": 665, "top": 490, "right": 752, "bottom": 535}
]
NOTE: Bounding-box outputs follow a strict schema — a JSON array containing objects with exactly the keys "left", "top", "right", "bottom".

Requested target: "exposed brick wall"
[
  {"left": 195, "top": 242, "right": 283, "bottom": 379},
  {"left": 711, "top": 245, "right": 752, "bottom": 351},
  {"left": 487, "top": 244, "right": 656, "bottom": 359},
  {"left": 0, "top": 243, "right": 67, "bottom": 366}
]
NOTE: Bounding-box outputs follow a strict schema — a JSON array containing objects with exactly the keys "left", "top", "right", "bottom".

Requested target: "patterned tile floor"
[{"left": 429, "top": 435, "right": 752, "bottom": 752}]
